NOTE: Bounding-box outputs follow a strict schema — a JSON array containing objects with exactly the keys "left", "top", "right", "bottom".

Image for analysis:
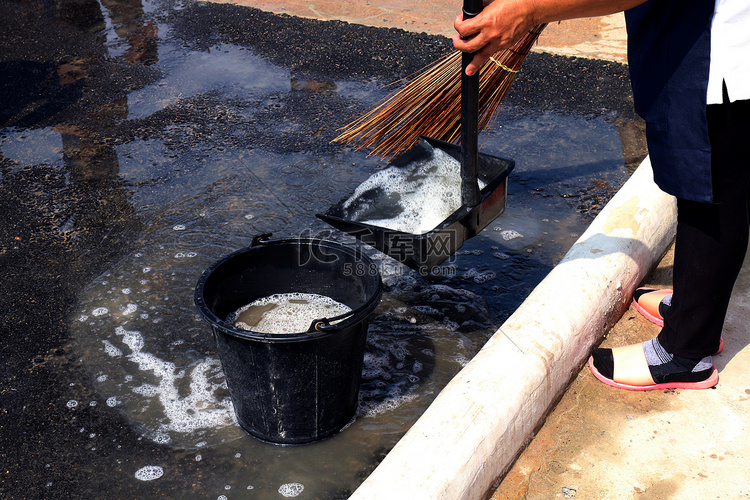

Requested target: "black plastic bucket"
[{"left": 194, "top": 235, "right": 382, "bottom": 445}]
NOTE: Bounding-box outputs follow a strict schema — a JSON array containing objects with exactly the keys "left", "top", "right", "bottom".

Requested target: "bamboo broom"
[{"left": 333, "top": 23, "right": 547, "bottom": 161}]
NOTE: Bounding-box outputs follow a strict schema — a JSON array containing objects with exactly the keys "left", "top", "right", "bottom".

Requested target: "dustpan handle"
[{"left": 460, "top": 0, "right": 483, "bottom": 209}]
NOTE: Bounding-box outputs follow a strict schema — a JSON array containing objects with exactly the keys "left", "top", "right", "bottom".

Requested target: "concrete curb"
[{"left": 350, "top": 156, "right": 676, "bottom": 499}]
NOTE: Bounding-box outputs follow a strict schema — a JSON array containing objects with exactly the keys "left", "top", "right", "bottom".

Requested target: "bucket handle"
[
  {"left": 309, "top": 315, "right": 351, "bottom": 333},
  {"left": 308, "top": 309, "right": 358, "bottom": 333},
  {"left": 308, "top": 283, "right": 383, "bottom": 333},
  {"left": 251, "top": 233, "right": 273, "bottom": 246}
]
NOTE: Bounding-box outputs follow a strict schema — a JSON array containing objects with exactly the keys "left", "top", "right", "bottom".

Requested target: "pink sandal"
[
  {"left": 588, "top": 355, "right": 719, "bottom": 391},
  {"left": 588, "top": 342, "right": 719, "bottom": 391},
  {"left": 632, "top": 287, "right": 724, "bottom": 354},
  {"left": 632, "top": 287, "right": 672, "bottom": 327}
]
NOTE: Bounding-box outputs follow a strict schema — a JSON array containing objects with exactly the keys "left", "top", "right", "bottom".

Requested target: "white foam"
[
  {"left": 343, "top": 146, "right": 486, "bottom": 235},
  {"left": 455, "top": 355, "right": 471, "bottom": 367},
  {"left": 153, "top": 433, "right": 171, "bottom": 444},
  {"left": 133, "top": 384, "right": 159, "bottom": 397},
  {"left": 173, "top": 251, "right": 197, "bottom": 258},
  {"left": 500, "top": 229, "right": 523, "bottom": 241},
  {"left": 230, "top": 293, "right": 352, "bottom": 334},
  {"left": 102, "top": 340, "right": 123, "bottom": 357},
  {"left": 359, "top": 393, "right": 418, "bottom": 418},
  {"left": 107, "top": 321, "right": 236, "bottom": 442},
  {"left": 278, "top": 483, "right": 304, "bottom": 497},
  {"left": 92, "top": 307, "right": 109, "bottom": 317},
  {"left": 134, "top": 465, "right": 163, "bottom": 481},
  {"left": 463, "top": 269, "right": 497, "bottom": 284},
  {"left": 116, "top": 326, "right": 144, "bottom": 351}
]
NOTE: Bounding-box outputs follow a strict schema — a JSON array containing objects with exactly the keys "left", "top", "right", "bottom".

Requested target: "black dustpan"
[{"left": 318, "top": 0, "right": 514, "bottom": 274}]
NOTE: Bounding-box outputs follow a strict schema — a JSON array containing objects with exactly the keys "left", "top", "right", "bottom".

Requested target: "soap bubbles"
[
  {"left": 278, "top": 482, "right": 304, "bottom": 497},
  {"left": 134, "top": 465, "right": 164, "bottom": 481}
]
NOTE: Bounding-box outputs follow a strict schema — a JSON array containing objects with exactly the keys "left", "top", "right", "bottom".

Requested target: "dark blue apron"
[{"left": 625, "top": 0, "right": 716, "bottom": 202}]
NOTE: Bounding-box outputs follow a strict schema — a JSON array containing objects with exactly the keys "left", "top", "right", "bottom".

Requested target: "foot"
[
  {"left": 632, "top": 287, "right": 673, "bottom": 327},
  {"left": 632, "top": 288, "right": 724, "bottom": 355},
  {"left": 588, "top": 338, "right": 718, "bottom": 391}
]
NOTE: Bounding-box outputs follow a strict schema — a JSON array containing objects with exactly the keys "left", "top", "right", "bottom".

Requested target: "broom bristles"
[{"left": 333, "top": 24, "right": 547, "bottom": 161}]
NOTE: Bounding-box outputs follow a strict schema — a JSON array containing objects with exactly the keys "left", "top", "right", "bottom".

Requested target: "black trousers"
[{"left": 659, "top": 95, "right": 750, "bottom": 359}]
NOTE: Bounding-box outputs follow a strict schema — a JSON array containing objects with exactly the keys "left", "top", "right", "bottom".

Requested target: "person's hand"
[{"left": 452, "top": 0, "right": 537, "bottom": 75}]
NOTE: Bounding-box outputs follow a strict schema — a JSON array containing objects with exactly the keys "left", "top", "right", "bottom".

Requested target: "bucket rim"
[{"left": 194, "top": 237, "right": 383, "bottom": 342}]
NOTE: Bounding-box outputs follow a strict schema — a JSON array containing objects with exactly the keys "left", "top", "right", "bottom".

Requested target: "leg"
[
  {"left": 659, "top": 97, "right": 750, "bottom": 359},
  {"left": 658, "top": 197, "right": 749, "bottom": 358}
]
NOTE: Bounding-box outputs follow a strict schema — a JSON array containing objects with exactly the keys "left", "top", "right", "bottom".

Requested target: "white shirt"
[{"left": 707, "top": 0, "right": 750, "bottom": 104}]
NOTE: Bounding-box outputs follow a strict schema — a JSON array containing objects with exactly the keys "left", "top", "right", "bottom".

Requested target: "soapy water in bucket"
[
  {"left": 342, "top": 145, "right": 486, "bottom": 235},
  {"left": 229, "top": 293, "right": 352, "bottom": 334}
]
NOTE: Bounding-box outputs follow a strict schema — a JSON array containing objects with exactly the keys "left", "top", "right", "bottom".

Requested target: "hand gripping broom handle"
[{"left": 460, "top": 0, "right": 482, "bottom": 209}]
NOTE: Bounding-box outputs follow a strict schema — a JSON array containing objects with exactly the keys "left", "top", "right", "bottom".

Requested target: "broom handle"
[{"left": 460, "top": 0, "right": 482, "bottom": 209}]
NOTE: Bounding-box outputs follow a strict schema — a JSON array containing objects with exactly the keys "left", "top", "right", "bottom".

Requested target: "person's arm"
[{"left": 453, "top": 0, "right": 647, "bottom": 75}]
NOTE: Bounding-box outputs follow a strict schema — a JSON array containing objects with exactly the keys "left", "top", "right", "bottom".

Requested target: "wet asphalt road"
[{"left": 0, "top": 0, "right": 640, "bottom": 497}]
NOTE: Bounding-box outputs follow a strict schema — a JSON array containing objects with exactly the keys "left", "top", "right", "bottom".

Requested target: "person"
[{"left": 454, "top": 0, "right": 750, "bottom": 390}]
